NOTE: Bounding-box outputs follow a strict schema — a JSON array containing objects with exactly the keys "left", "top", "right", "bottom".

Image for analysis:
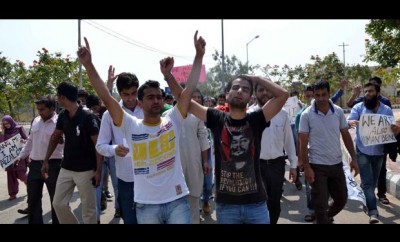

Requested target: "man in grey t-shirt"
[{"left": 298, "top": 80, "right": 358, "bottom": 224}]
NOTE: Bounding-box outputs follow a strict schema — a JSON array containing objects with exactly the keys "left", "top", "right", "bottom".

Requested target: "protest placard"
[
  {"left": 359, "top": 114, "right": 396, "bottom": 146},
  {"left": 283, "top": 96, "right": 301, "bottom": 125},
  {"left": 0, "top": 134, "right": 23, "bottom": 170},
  {"left": 171, "top": 64, "right": 206, "bottom": 83}
]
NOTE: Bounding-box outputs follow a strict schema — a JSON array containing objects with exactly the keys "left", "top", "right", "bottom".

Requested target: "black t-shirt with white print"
[
  {"left": 207, "top": 108, "right": 269, "bottom": 204},
  {"left": 56, "top": 106, "right": 100, "bottom": 172}
]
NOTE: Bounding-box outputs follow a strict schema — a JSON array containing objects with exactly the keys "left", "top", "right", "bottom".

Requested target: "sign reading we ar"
[
  {"left": 359, "top": 114, "right": 396, "bottom": 147},
  {"left": 0, "top": 134, "right": 24, "bottom": 170}
]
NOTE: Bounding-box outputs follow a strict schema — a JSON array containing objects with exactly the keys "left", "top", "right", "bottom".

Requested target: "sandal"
[
  {"left": 304, "top": 214, "right": 316, "bottom": 222},
  {"left": 379, "top": 196, "right": 390, "bottom": 205}
]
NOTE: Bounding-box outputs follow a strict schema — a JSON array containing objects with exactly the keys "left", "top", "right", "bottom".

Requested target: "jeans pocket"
[{"left": 135, "top": 203, "right": 145, "bottom": 209}]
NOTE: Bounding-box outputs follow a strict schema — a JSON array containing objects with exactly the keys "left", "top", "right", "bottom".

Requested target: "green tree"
[
  {"left": 0, "top": 53, "right": 29, "bottom": 118},
  {"left": 260, "top": 64, "right": 292, "bottom": 88},
  {"left": 372, "top": 67, "right": 400, "bottom": 98},
  {"left": 198, "top": 50, "right": 259, "bottom": 98},
  {"left": 26, "top": 48, "right": 96, "bottom": 118},
  {"left": 364, "top": 19, "right": 400, "bottom": 68}
]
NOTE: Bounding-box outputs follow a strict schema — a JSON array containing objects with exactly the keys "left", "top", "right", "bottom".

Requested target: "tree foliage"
[
  {"left": 198, "top": 50, "right": 259, "bottom": 98},
  {"left": 364, "top": 19, "right": 400, "bottom": 68},
  {"left": 0, "top": 48, "right": 93, "bottom": 119}
]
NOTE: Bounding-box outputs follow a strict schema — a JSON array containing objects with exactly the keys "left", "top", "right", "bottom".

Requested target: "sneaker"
[
  {"left": 104, "top": 191, "right": 113, "bottom": 199},
  {"left": 17, "top": 207, "right": 28, "bottom": 215},
  {"left": 378, "top": 196, "right": 390, "bottom": 205},
  {"left": 304, "top": 213, "right": 316, "bottom": 222},
  {"left": 295, "top": 179, "right": 302, "bottom": 190},
  {"left": 114, "top": 209, "right": 121, "bottom": 218},
  {"left": 8, "top": 196, "right": 16, "bottom": 201},
  {"left": 203, "top": 201, "right": 211, "bottom": 214},
  {"left": 369, "top": 215, "right": 379, "bottom": 224}
]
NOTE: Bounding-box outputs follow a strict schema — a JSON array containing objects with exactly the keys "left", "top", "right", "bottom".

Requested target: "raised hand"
[
  {"left": 107, "top": 65, "right": 117, "bottom": 91},
  {"left": 340, "top": 79, "right": 347, "bottom": 90},
  {"left": 353, "top": 84, "right": 362, "bottom": 96},
  {"left": 159, "top": 57, "right": 174, "bottom": 77},
  {"left": 194, "top": 30, "right": 206, "bottom": 57},
  {"left": 77, "top": 37, "right": 92, "bottom": 66}
]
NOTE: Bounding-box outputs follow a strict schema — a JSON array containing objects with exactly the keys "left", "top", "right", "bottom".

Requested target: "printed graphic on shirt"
[
  {"left": 175, "top": 184, "right": 182, "bottom": 195},
  {"left": 132, "top": 121, "right": 176, "bottom": 179},
  {"left": 219, "top": 121, "right": 257, "bottom": 195}
]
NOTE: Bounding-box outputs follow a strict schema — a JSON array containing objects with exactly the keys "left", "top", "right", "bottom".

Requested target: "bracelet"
[{"left": 164, "top": 73, "right": 174, "bottom": 81}]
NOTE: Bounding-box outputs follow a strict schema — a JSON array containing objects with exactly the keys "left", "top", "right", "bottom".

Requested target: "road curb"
[{"left": 387, "top": 171, "right": 400, "bottom": 199}]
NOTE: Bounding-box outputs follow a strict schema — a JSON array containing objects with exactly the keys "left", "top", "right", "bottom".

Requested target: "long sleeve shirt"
[
  {"left": 253, "top": 107, "right": 297, "bottom": 168},
  {"left": 19, "top": 114, "right": 64, "bottom": 160},
  {"left": 96, "top": 101, "right": 143, "bottom": 182}
]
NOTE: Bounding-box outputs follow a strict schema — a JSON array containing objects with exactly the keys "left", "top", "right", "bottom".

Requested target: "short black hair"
[
  {"left": 369, "top": 76, "right": 382, "bottom": 86},
  {"left": 138, "top": 80, "right": 160, "bottom": 101},
  {"left": 305, "top": 85, "right": 314, "bottom": 92},
  {"left": 34, "top": 95, "right": 56, "bottom": 109},
  {"left": 78, "top": 89, "right": 89, "bottom": 98},
  {"left": 116, "top": 72, "right": 139, "bottom": 93},
  {"left": 57, "top": 82, "right": 78, "bottom": 102},
  {"left": 225, "top": 75, "right": 253, "bottom": 96},
  {"left": 86, "top": 94, "right": 101, "bottom": 109},
  {"left": 364, "top": 82, "right": 380, "bottom": 93},
  {"left": 313, "top": 80, "right": 330, "bottom": 93}
]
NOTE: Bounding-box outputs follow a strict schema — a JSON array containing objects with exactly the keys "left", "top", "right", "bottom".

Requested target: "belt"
[
  {"left": 260, "top": 156, "right": 285, "bottom": 164},
  {"left": 30, "top": 159, "right": 62, "bottom": 164}
]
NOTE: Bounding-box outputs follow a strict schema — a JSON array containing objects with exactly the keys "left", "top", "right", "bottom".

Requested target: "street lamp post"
[{"left": 246, "top": 35, "right": 259, "bottom": 65}]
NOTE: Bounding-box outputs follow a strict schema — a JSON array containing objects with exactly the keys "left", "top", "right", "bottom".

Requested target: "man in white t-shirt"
[{"left": 78, "top": 31, "right": 206, "bottom": 224}]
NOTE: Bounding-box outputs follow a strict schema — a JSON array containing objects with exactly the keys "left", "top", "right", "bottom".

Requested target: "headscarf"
[{"left": 0, "top": 115, "right": 25, "bottom": 142}]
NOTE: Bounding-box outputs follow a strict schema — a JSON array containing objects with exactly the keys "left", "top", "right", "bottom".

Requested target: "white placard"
[
  {"left": 359, "top": 114, "right": 396, "bottom": 146},
  {"left": 284, "top": 96, "right": 301, "bottom": 125},
  {"left": 343, "top": 164, "right": 366, "bottom": 206},
  {"left": 0, "top": 134, "right": 24, "bottom": 170}
]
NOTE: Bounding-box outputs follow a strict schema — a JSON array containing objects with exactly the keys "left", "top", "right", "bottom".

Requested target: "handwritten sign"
[
  {"left": 0, "top": 134, "right": 24, "bottom": 170},
  {"left": 283, "top": 96, "right": 301, "bottom": 125},
  {"left": 359, "top": 114, "right": 396, "bottom": 146},
  {"left": 171, "top": 64, "right": 206, "bottom": 83}
]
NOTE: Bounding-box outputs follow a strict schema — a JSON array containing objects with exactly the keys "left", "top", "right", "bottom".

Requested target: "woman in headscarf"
[{"left": 0, "top": 115, "right": 28, "bottom": 200}]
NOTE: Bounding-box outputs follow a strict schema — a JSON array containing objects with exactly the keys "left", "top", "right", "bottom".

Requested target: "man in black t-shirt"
[
  {"left": 42, "top": 82, "right": 102, "bottom": 224},
  {"left": 167, "top": 73, "right": 289, "bottom": 224}
]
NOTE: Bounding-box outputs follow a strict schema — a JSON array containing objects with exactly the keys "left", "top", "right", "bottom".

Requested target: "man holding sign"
[{"left": 347, "top": 82, "right": 396, "bottom": 224}]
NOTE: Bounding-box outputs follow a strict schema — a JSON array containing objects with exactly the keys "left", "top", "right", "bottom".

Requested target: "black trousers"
[
  {"left": 27, "top": 159, "right": 61, "bottom": 224},
  {"left": 259, "top": 157, "right": 286, "bottom": 224},
  {"left": 310, "top": 163, "right": 347, "bottom": 224}
]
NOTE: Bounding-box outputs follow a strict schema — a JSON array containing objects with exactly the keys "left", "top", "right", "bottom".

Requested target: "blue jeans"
[
  {"left": 96, "top": 156, "right": 119, "bottom": 220},
  {"left": 356, "top": 150, "right": 384, "bottom": 216},
  {"left": 136, "top": 196, "right": 190, "bottom": 224},
  {"left": 216, "top": 201, "right": 270, "bottom": 224},
  {"left": 117, "top": 178, "right": 137, "bottom": 224}
]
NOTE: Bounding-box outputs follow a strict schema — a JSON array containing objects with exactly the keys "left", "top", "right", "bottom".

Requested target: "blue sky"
[{"left": 0, "top": 19, "right": 374, "bottom": 88}]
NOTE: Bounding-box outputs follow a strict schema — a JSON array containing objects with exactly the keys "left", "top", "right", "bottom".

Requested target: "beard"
[
  {"left": 364, "top": 96, "right": 378, "bottom": 110},
  {"left": 229, "top": 98, "right": 248, "bottom": 109}
]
